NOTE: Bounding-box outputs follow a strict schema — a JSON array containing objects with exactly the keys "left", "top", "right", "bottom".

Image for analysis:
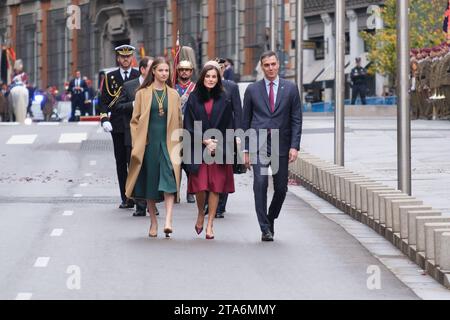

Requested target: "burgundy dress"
[{"left": 187, "top": 99, "right": 235, "bottom": 194}]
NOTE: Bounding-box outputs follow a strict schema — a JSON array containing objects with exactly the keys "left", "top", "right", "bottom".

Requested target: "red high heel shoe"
[{"left": 195, "top": 225, "right": 203, "bottom": 235}]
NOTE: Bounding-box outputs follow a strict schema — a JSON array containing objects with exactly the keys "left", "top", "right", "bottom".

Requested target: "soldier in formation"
[{"left": 411, "top": 43, "right": 450, "bottom": 120}]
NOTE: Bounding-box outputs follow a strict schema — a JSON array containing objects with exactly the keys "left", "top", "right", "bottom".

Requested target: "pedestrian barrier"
[{"left": 289, "top": 152, "right": 450, "bottom": 289}]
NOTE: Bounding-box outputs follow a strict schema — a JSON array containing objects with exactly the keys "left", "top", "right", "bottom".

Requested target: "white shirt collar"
[
  {"left": 264, "top": 76, "right": 279, "bottom": 86},
  {"left": 120, "top": 68, "right": 131, "bottom": 79}
]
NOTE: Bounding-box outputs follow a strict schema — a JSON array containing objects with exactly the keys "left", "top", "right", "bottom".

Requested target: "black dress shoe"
[
  {"left": 261, "top": 231, "right": 274, "bottom": 242},
  {"left": 215, "top": 212, "right": 225, "bottom": 219},
  {"left": 268, "top": 218, "right": 275, "bottom": 236},
  {"left": 133, "top": 209, "right": 146, "bottom": 217},
  {"left": 119, "top": 202, "right": 129, "bottom": 209},
  {"left": 126, "top": 199, "right": 135, "bottom": 208},
  {"left": 187, "top": 193, "right": 196, "bottom": 203}
]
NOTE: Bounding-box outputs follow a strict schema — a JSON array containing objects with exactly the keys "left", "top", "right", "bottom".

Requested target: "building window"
[
  {"left": 215, "top": 0, "right": 238, "bottom": 61},
  {"left": 144, "top": 0, "right": 167, "bottom": 57},
  {"left": 177, "top": 0, "right": 201, "bottom": 63},
  {"left": 244, "top": 0, "right": 268, "bottom": 75},
  {"left": 47, "top": 9, "right": 67, "bottom": 90},
  {"left": 311, "top": 36, "right": 324, "bottom": 60},
  {"left": 16, "top": 14, "right": 36, "bottom": 85},
  {"left": 77, "top": 4, "right": 92, "bottom": 81}
]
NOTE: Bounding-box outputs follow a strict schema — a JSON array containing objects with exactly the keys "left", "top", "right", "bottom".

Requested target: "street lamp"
[
  {"left": 335, "top": 0, "right": 345, "bottom": 166},
  {"left": 397, "top": 0, "right": 412, "bottom": 195}
]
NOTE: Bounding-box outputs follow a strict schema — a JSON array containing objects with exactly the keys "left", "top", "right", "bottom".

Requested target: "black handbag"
[{"left": 233, "top": 138, "right": 247, "bottom": 174}]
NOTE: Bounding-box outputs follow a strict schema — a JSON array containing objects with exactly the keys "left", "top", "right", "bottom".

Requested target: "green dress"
[{"left": 133, "top": 89, "right": 177, "bottom": 201}]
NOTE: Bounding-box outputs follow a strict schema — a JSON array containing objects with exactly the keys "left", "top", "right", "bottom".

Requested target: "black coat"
[
  {"left": 116, "top": 77, "right": 140, "bottom": 146},
  {"left": 183, "top": 90, "right": 238, "bottom": 174},
  {"left": 99, "top": 68, "right": 140, "bottom": 133},
  {"left": 222, "top": 79, "right": 242, "bottom": 130}
]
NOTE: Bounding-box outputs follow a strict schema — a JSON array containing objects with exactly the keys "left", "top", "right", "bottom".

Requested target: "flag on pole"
[
  {"left": 172, "top": 31, "right": 181, "bottom": 85},
  {"left": 443, "top": 0, "right": 450, "bottom": 43},
  {"left": 6, "top": 47, "right": 16, "bottom": 84},
  {"left": 139, "top": 44, "right": 146, "bottom": 58}
]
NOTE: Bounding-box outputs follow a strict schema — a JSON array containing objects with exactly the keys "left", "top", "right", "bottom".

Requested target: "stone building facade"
[{"left": 0, "top": 0, "right": 385, "bottom": 101}]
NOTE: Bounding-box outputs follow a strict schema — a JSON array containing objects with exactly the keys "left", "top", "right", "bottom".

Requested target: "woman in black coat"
[{"left": 183, "top": 63, "right": 239, "bottom": 239}]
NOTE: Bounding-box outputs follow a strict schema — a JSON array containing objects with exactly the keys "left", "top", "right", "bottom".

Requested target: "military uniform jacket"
[
  {"left": 100, "top": 68, "right": 140, "bottom": 133},
  {"left": 419, "top": 58, "right": 431, "bottom": 91}
]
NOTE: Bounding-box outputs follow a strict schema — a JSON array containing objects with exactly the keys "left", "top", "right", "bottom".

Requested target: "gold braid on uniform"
[
  {"left": 108, "top": 87, "right": 122, "bottom": 109},
  {"left": 101, "top": 72, "right": 123, "bottom": 120}
]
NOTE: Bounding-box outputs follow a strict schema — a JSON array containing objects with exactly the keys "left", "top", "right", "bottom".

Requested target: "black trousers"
[
  {"left": 112, "top": 132, "right": 131, "bottom": 203},
  {"left": 351, "top": 85, "right": 367, "bottom": 105},
  {"left": 70, "top": 95, "right": 84, "bottom": 120},
  {"left": 252, "top": 156, "right": 289, "bottom": 233},
  {"left": 112, "top": 134, "right": 146, "bottom": 211},
  {"left": 217, "top": 193, "right": 228, "bottom": 213}
]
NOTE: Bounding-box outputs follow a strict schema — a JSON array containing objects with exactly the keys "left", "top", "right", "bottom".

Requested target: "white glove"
[{"left": 102, "top": 121, "right": 113, "bottom": 133}]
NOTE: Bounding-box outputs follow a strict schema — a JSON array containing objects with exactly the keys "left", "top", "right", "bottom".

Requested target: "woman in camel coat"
[{"left": 125, "top": 57, "right": 182, "bottom": 238}]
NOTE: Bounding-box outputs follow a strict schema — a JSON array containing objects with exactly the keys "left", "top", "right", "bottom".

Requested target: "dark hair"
[
  {"left": 260, "top": 50, "right": 279, "bottom": 64},
  {"left": 138, "top": 56, "right": 153, "bottom": 74},
  {"left": 193, "top": 65, "right": 224, "bottom": 103},
  {"left": 138, "top": 56, "right": 173, "bottom": 91},
  {"left": 226, "top": 58, "right": 234, "bottom": 66}
]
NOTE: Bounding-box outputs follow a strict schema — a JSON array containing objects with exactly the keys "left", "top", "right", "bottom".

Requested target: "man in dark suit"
[
  {"left": 99, "top": 45, "right": 140, "bottom": 209},
  {"left": 68, "top": 70, "right": 88, "bottom": 121},
  {"left": 242, "top": 51, "right": 302, "bottom": 242},
  {"left": 211, "top": 58, "right": 243, "bottom": 218},
  {"left": 115, "top": 56, "right": 159, "bottom": 217}
]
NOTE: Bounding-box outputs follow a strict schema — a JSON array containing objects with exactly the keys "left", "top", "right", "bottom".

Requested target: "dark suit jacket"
[
  {"left": 116, "top": 77, "right": 140, "bottom": 146},
  {"left": 183, "top": 90, "right": 238, "bottom": 174},
  {"left": 222, "top": 79, "right": 242, "bottom": 130},
  {"left": 68, "top": 78, "right": 88, "bottom": 102},
  {"left": 242, "top": 78, "right": 302, "bottom": 157},
  {"left": 99, "top": 68, "right": 140, "bottom": 132}
]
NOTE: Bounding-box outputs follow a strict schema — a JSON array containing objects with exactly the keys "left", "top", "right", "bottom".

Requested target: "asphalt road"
[{"left": 0, "top": 122, "right": 419, "bottom": 300}]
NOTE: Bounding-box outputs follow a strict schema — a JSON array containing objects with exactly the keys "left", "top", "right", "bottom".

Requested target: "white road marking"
[
  {"left": 89, "top": 160, "right": 97, "bottom": 166},
  {"left": 37, "top": 122, "right": 60, "bottom": 126},
  {"left": 50, "top": 229, "right": 64, "bottom": 237},
  {"left": 15, "top": 293, "right": 33, "bottom": 300},
  {"left": 73, "top": 194, "right": 83, "bottom": 198},
  {"left": 34, "top": 257, "right": 50, "bottom": 268},
  {"left": 63, "top": 210, "right": 74, "bottom": 216},
  {"left": 79, "top": 183, "right": 88, "bottom": 187},
  {"left": 6, "top": 135, "right": 37, "bottom": 145},
  {"left": 0, "top": 122, "right": 19, "bottom": 126},
  {"left": 78, "top": 122, "right": 98, "bottom": 126},
  {"left": 58, "top": 133, "right": 87, "bottom": 144},
  {"left": 84, "top": 173, "right": 93, "bottom": 177}
]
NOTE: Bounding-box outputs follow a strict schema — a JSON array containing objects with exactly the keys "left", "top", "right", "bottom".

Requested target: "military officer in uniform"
[
  {"left": 350, "top": 57, "right": 368, "bottom": 105},
  {"left": 100, "top": 45, "right": 140, "bottom": 209}
]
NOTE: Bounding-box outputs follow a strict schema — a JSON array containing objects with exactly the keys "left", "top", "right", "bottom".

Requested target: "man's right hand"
[{"left": 102, "top": 121, "right": 113, "bottom": 133}]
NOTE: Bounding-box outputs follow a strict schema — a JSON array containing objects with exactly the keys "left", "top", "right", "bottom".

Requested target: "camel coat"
[{"left": 125, "top": 84, "right": 182, "bottom": 202}]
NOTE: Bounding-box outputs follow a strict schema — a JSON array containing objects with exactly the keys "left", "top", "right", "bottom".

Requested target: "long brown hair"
[
  {"left": 193, "top": 64, "right": 224, "bottom": 103},
  {"left": 138, "top": 57, "right": 173, "bottom": 91}
]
